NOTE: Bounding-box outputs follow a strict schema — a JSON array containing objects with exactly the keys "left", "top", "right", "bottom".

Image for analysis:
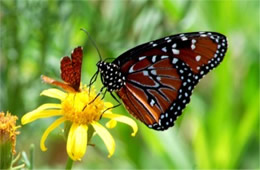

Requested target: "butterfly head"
[{"left": 97, "top": 61, "right": 126, "bottom": 92}]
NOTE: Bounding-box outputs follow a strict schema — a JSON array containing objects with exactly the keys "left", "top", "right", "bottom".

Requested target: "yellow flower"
[
  {"left": 0, "top": 111, "right": 20, "bottom": 154},
  {"left": 21, "top": 85, "right": 138, "bottom": 161}
]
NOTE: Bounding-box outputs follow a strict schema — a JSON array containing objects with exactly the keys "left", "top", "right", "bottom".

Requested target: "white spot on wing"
[
  {"left": 172, "top": 49, "right": 180, "bottom": 55},
  {"left": 181, "top": 36, "right": 188, "bottom": 41},
  {"left": 139, "top": 56, "right": 146, "bottom": 61},
  {"left": 152, "top": 55, "right": 156, "bottom": 63},
  {"left": 191, "top": 44, "right": 196, "bottom": 50},
  {"left": 151, "top": 70, "right": 157, "bottom": 75},
  {"left": 161, "top": 55, "right": 168, "bottom": 59},
  {"left": 143, "top": 71, "right": 149, "bottom": 76},
  {"left": 172, "top": 58, "right": 178, "bottom": 64},
  {"left": 196, "top": 55, "right": 201, "bottom": 61},
  {"left": 162, "top": 47, "right": 167, "bottom": 52},
  {"left": 150, "top": 99, "right": 155, "bottom": 106},
  {"left": 129, "top": 65, "right": 135, "bottom": 73}
]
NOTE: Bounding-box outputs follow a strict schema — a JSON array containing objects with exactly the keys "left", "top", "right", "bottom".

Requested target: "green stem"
[
  {"left": 29, "top": 144, "right": 34, "bottom": 170},
  {"left": 65, "top": 156, "right": 74, "bottom": 170}
]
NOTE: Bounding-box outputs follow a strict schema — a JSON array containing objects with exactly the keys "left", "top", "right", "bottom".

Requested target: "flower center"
[{"left": 61, "top": 87, "right": 105, "bottom": 125}]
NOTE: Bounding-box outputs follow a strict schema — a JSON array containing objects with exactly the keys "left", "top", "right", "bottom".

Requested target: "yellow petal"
[
  {"left": 22, "top": 103, "right": 61, "bottom": 124},
  {"left": 106, "top": 119, "right": 117, "bottom": 128},
  {"left": 40, "top": 88, "right": 67, "bottom": 101},
  {"left": 40, "top": 117, "right": 66, "bottom": 151},
  {"left": 22, "top": 109, "right": 62, "bottom": 125},
  {"left": 34, "top": 103, "right": 61, "bottom": 111},
  {"left": 92, "top": 122, "right": 115, "bottom": 158},
  {"left": 67, "top": 123, "right": 88, "bottom": 161},
  {"left": 104, "top": 102, "right": 113, "bottom": 108},
  {"left": 103, "top": 102, "right": 114, "bottom": 113},
  {"left": 103, "top": 113, "right": 138, "bottom": 136}
]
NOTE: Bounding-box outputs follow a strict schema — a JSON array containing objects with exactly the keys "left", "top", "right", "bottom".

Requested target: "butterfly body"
[
  {"left": 97, "top": 61, "right": 126, "bottom": 92},
  {"left": 97, "top": 32, "right": 228, "bottom": 131}
]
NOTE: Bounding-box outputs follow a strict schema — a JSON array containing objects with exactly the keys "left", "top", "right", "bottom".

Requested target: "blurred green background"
[{"left": 0, "top": 0, "right": 259, "bottom": 169}]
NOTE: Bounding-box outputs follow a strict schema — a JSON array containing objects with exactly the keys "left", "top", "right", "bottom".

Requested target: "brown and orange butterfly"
[
  {"left": 92, "top": 32, "right": 228, "bottom": 131},
  {"left": 42, "top": 46, "right": 83, "bottom": 92}
]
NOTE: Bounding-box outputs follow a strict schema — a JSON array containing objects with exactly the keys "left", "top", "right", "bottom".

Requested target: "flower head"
[
  {"left": 0, "top": 111, "right": 20, "bottom": 154},
  {"left": 22, "top": 84, "right": 138, "bottom": 161},
  {"left": 0, "top": 112, "right": 21, "bottom": 169}
]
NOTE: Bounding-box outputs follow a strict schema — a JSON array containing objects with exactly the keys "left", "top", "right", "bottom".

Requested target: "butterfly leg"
[
  {"left": 100, "top": 92, "right": 121, "bottom": 119},
  {"left": 110, "top": 92, "right": 121, "bottom": 105},
  {"left": 82, "top": 86, "right": 105, "bottom": 111},
  {"left": 100, "top": 89, "right": 107, "bottom": 100},
  {"left": 88, "top": 70, "right": 99, "bottom": 94},
  {"left": 90, "top": 86, "right": 105, "bottom": 104}
]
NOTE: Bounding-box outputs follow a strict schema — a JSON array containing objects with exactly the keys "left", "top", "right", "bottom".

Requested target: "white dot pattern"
[
  {"left": 149, "top": 57, "right": 196, "bottom": 130},
  {"left": 102, "top": 31, "right": 227, "bottom": 131},
  {"left": 97, "top": 61, "right": 126, "bottom": 92},
  {"left": 145, "top": 32, "right": 227, "bottom": 131}
]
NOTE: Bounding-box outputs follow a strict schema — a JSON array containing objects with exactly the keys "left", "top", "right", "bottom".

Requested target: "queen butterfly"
[
  {"left": 41, "top": 46, "right": 83, "bottom": 92},
  {"left": 90, "top": 31, "right": 228, "bottom": 131}
]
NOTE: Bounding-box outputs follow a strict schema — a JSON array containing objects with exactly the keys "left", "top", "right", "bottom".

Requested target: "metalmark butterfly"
[{"left": 41, "top": 46, "right": 83, "bottom": 92}]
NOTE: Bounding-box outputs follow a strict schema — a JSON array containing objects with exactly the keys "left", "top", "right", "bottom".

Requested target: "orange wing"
[
  {"left": 60, "top": 46, "right": 83, "bottom": 91},
  {"left": 42, "top": 46, "right": 83, "bottom": 92},
  {"left": 41, "top": 75, "right": 76, "bottom": 92},
  {"left": 114, "top": 32, "right": 227, "bottom": 130},
  {"left": 117, "top": 56, "right": 187, "bottom": 130}
]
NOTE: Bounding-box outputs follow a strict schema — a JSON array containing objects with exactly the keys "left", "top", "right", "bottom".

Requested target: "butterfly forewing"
[
  {"left": 60, "top": 46, "right": 83, "bottom": 91},
  {"left": 43, "top": 46, "right": 83, "bottom": 92},
  {"left": 71, "top": 46, "right": 83, "bottom": 87},
  {"left": 114, "top": 32, "right": 227, "bottom": 76}
]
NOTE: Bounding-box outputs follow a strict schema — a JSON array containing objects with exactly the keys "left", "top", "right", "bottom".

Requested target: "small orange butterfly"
[{"left": 42, "top": 46, "right": 83, "bottom": 92}]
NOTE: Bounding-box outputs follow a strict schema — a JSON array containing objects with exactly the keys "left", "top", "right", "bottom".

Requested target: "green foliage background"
[{"left": 0, "top": 0, "right": 259, "bottom": 169}]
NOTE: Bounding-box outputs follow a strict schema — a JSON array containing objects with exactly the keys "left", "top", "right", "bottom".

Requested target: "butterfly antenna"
[{"left": 80, "top": 28, "right": 102, "bottom": 61}]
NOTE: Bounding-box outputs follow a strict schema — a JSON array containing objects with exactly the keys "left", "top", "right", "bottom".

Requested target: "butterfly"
[
  {"left": 91, "top": 31, "right": 228, "bottom": 131},
  {"left": 41, "top": 46, "right": 83, "bottom": 92}
]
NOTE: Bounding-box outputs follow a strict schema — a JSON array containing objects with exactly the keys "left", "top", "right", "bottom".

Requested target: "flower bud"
[{"left": 0, "top": 112, "right": 20, "bottom": 169}]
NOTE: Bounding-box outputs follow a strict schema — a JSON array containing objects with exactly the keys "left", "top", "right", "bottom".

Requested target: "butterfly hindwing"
[
  {"left": 41, "top": 75, "right": 76, "bottom": 92},
  {"left": 116, "top": 54, "right": 195, "bottom": 130}
]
